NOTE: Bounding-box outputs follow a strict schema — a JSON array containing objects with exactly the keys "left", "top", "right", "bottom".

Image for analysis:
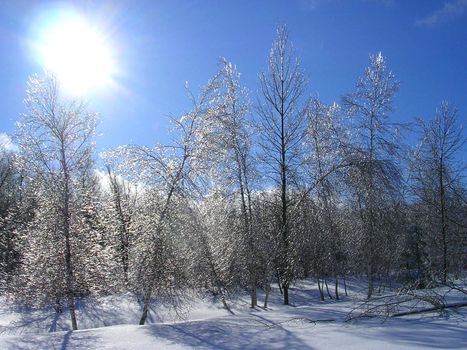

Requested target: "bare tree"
[
  {"left": 200, "top": 59, "right": 260, "bottom": 307},
  {"left": 304, "top": 98, "right": 347, "bottom": 299},
  {"left": 103, "top": 163, "right": 138, "bottom": 285},
  {"left": 0, "top": 142, "right": 22, "bottom": 292},
  {"left": 110, "top": 82, "right": 213, "bottom": 325},
  {"left": 15, "top": 73, "right": 98, "bottom": 330},
  {"left": 410, "top": 102, "right": 466, "bottom": 284},
  {"left": 342, "top": 52, "right": 403, "bottom": 299},
  {"left": 258, "top": 25, "right": 306, "bottom": 305}
]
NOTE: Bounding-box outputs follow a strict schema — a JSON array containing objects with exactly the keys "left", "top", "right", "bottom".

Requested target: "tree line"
[{"left": 0, "top": 26, "right": 465, "bottom": 330}]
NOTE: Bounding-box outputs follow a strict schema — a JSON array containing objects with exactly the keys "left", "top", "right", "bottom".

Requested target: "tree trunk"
[
  {"left": 367, "top": 270, "right": 374, "bottom": 299},
  {"left": 325, "top": 279, "right": 333, "bottom": 299},
  {"left": 263, "top": 283, "right": 271, "bottom": 308},
  {"left": 318, "top": 278, "right": 324, "bottom": 301},
  {"left": 277, "top": 272, "right": 283, "bottom": 295},
  {"left": 283, "top": 281, "right": 289, "bottom": 305},
  {"left": 139, "top": 291, "right": 152, "bottom": 325},
  {"left": 335, "top": 276, "right": 339, "bottom": 300},
  {"left": 68, "top": 297, "right": 78, "bottom": 331},
  {"left": 250, "top": 277, "right": 258, "bottom": 308},
  {"left": 65, "top": 234, "right": 77, "bottom": 330},
  {"left": 344, "top": 275, "right": 348, "bottom": 297},
  {"left": 61, "top": 144, "right": 78, "bottom": 331},
  {"left": 439, "top": 159, "right": 448, "bottom": 284}
]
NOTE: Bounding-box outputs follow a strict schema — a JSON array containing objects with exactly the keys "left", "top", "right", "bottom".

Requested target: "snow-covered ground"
[{"left": 1, "top": 279, "right": 466, "bottom": 349}]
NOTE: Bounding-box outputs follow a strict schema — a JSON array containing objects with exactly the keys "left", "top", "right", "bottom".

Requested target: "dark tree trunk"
[
  {"left": 318, "top": 278, "right": 324, "bottom": 301},
  {"left": 344, "top": 275, "right": 348, "bottom": 297},
  {"left": 325, "top": 279, "right": 333, "bottom": 299},
  {"left": 283, "top": 281, "right": 289, "bottom": 305},
  {"left": 139, "top": 291, "right": 152, "bottom": 325},
  {"left": 335, "top": 276, "right": 339, "bottom": 300},
  {"left": 61, "top": 144, "right": 77, "bottom": 331}
]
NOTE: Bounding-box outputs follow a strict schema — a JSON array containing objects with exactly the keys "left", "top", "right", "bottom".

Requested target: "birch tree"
[
  {"left": 342, "top": 52, "right": 403, "bottom": 298},
  {"left": 200, "top": 59, "right": 260, "bottom": 307},
  {"left": 15, "top": 74, "right": 98, "bottom": 330}
]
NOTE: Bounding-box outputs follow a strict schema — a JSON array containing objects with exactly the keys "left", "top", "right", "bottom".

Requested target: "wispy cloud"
[
  {"left": 416, "top": 0, "right": 467, "bottom": 27},
  {"left": 0, "top": 133, "right": 18, "bottom": 152}
]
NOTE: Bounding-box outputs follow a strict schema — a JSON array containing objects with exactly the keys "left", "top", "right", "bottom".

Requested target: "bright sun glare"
[{"left": 35, "top": 12, "right": 115, "bottom": 95}]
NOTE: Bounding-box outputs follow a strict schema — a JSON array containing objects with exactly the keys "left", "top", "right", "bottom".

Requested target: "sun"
[{"left": 34, "top": 12, "right": 116, "bottom": 95}]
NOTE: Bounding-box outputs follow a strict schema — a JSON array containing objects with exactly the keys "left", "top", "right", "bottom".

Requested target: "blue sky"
[{"left": 0, "top": 0, "right": 466, "bottom": 152}]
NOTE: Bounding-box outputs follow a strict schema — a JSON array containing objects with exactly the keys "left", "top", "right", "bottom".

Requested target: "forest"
[{"left": 0, "top": 26, "right": 465, "bottom": 333}]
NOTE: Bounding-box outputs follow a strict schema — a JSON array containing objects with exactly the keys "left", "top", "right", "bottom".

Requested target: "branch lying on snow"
[
  {"left": 280, "top": 317, "right": 337, "bottom": 325},
  {"left": 346, "top": 295, "right": 412, "bottom": 321},
  {"left": 251, "top": 317, "right": 337, "bottom": 328},
  {"left": 401, "top": 287, "right": 446, "bottom": 309},
  {"left": 445, "top": 282, "right": 467, "bottom": 296},
  {"left": 391, "top": 302, "right": 467, "bottom": 317},
  {"left": 346, "top": 285, "right": 467, "bottom": 321}
]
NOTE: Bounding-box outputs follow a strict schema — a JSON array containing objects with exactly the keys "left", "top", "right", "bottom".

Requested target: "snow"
[{"left": 1, "top": 279, "right": 466, "bottom": 349}]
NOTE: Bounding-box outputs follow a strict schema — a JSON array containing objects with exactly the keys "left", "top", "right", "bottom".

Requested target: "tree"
[
  {"left": 258, "top": 25, "right": 306, "bottom": 305},
  {"left": 199, "top": 58, "right": 260, "bottom": 307},
  {"left": 110, "top": 81, "right": 213, "bottom": 325},
  {"left": 410, "top": 102, "right": 466, "bottom": 283},
  {"left": 101, "top": 163, "right": 138, "bottom": 286},
  {"left": 15, "top": 74, "right": 98, "bottom": 330},
  {"left": 0, "top": 141, "right": 22, "bottom": 292},
  {"left": 304, "top": 98, "right": 347, "bottom": 299},
  {"left": 342, "top": 52, "right": 403, "bottom": 298}
]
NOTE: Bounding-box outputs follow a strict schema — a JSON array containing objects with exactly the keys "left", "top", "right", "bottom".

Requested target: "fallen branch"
[{"left": 391, "top": 302, "right": 467, "bottom": 317}]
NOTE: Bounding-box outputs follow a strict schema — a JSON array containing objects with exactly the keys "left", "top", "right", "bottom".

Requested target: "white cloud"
[
  {"left": 94, "top": 168, "right": 142, "bottom": 195},
  {"left": 0, "top": 133, "right": 18, "bottom": 152},
  {"left": 94, "top": 169, "right": 112, "bottom": 192},
  {"left": 416, "top": 0, "right": 467, "bottom": 27}
]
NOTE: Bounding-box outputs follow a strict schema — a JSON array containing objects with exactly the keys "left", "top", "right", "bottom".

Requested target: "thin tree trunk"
[
  {"left": 250, "top": 277, "right": 258, "bottom": 308},
  {"left": 137, "top": 153, "right": 188, "bottom": 325},
  {"left": 335, "top": 276, "right": 339, "bottom": 300},
  {"left": 277, "top": 271, "right": 283, "bottom": 295},
  {"left": 366, "top": 112, "right": 376, "bottom": 300},
  {"left": 343, "top": 275, "right": 348, "bottom": 297},
  {"left": 367, "top": 270, "right": 374, "bottom": 299},
  {"left": 139, "top": 291, "right": 152, "bottom": 325},
  {"left": 65, "top": 232, "right": 77, "bottom": 330},
  {"left": 439, "top": 159, "right": 448, "bottom": 284},
  {"left": 235, "top": 143, "right": 256, "bottom": 308},
  {"left": 283, "top": 281, "right": 289, "bottom": 305},
  {"left": 263, "top": 283, "right": 271, "bottom": 308},
  {"left": 318, "top": 278, "right": 324, "bottom": 301},
  {"left": 378, "top": 274, "right": 384, "bottom": 294},
  {"left": 279, "top": 66, "right": 290, "bottom": 307},
  {"left": 107, "top": 166, "right": 130, "bottom": 282},
  {"left": 61, "top": 143, "right": 78, "bottom": 331},
  {"left": 68, "top": 296, "right": 78, "bottom": 331},
  {"left": 325, "top": 279, "right": 333, "bottom": 299},
  {"left": 54, "top": 299, "right": 62, "bottom": 313},
  {"left": 5, "top": 228, "right": 12, "bottom": 288}
]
